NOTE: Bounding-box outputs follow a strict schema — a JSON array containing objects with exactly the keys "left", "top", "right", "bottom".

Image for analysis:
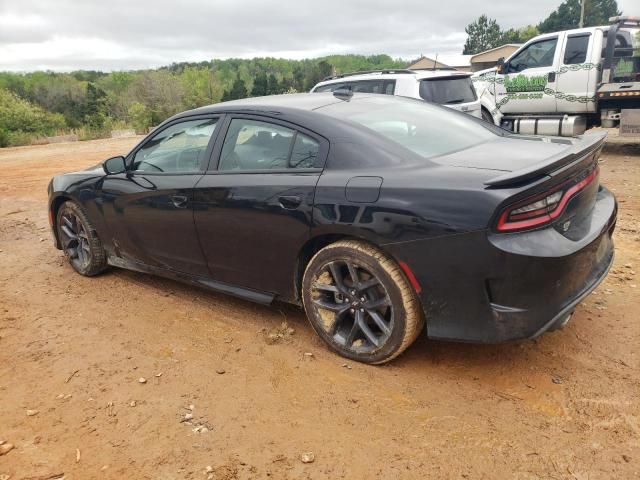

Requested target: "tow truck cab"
[{"left": 473, "top": 16, "right": 640, "bottom": 136}]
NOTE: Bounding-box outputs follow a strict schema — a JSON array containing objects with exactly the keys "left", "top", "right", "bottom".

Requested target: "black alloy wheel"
[
  {"left": 56, "top": 201, "right": 107, "bottom": 276},
  {"left": 302, "top": 240, "right": 423, "bottom": 364}
]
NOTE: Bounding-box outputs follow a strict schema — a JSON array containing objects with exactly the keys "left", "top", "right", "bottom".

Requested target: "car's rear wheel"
[
  {"left": 302, "top": 240, "right": 424, "bottom": 364},
  {"left": 56, "top": 201, "right": 107, "bottom": 276}
]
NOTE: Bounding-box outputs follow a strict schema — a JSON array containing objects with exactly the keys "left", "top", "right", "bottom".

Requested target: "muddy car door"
[
  {"left": 100, "top": 116, "right": 221, "bottom": 276},
  {"left": 193, "top": 115, "right": 328, "bottom": 300}
]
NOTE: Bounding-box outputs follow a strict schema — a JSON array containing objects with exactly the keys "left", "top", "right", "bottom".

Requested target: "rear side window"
[
  {"left": 320, "top": 96, "right": 496, "bottom": 159},
  {"left": 564, "top": 34, "right": 590, "bottom": 64},
  {"left": 313, "top": 79, "right": 396, "bottom": 94},
  {"left": 383, "top": 80, "right": 396, "bottom": 95},
  {"left": 218, "top": 119, "right": 320, "bottom": 171},
  {"left": 314, "top": 83, "right": 344, "bottom": 92},
  {"left": 349, "top": 80, "right": 383, "bottom": 93},
  {"left": 419, "top": 77, "right": 477, "bottom": 105}
]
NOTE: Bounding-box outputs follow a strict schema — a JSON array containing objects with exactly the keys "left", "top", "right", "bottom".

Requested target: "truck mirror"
[{"left": 496, "top": 57, "right": 505, "bottom": 74}]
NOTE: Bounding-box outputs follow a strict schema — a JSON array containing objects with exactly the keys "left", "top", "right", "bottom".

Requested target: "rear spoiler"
[{"left": 484, "top": 131, "right": 607, "bottom": 188}]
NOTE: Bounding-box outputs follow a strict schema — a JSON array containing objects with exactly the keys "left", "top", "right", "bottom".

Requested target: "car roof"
[
  {"left": 188, "top": 93, "right": 348, "bottom": 114},
  {"left": 172, "top": 92, "right": 448, "bottom": 148}
]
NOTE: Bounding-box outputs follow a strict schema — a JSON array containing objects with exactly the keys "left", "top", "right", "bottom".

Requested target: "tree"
[
  {"left": 126, "top": 70, "right": 184, "bottom": 124},
  {"left": 538, "top": 0, "right": 621, "bottom": 33},
  {"left": 501, "top": 25, "right": 539, "bottom": 44},
  {"left": 85, "top": 82, "right": 107, "bottom": 128},
  {"left": 0, "top": 88, "right": 66, "bottom": 146},
  {"left": 181, "top": 66, "right": 217, "bottom": 108},
  {"left": 251, "top": 72, "right": 268, "bottom": 96},
  {"left": 221, "top": 74, "right": 248, "bottom": 101},
  {"left": 128, "top": 102, "right": 152, "bottom": 133},
  {"left": 317, "top": 61, "right": 333, "bottom": 79},
  {"left": 463, "top": 15, "right": 503, "bottom": 55},
  {"left": 266, "top": 73, "right": 280, "bottom": 95}
]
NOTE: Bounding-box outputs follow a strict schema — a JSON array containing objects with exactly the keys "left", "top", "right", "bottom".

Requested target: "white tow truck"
[{"left": 473, "top": 16, "right": 640, "bottom": 136}]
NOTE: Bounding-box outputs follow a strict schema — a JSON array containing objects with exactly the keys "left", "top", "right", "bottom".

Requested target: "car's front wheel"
[
  {"left": 302, "top": 240, "right": 424, "bottom": 364},
  {"left": 481, "top": 108, "right": 494, "bottom": 124},
  {"left": 56, "top": 201, "right": 107, "bottom": 276}
]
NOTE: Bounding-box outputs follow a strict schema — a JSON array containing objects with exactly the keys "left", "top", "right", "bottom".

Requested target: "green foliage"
[
  {"left": 463, "top": 15, "right": 503, "bottom": 54},
  {"left": 250, "top": 71, "right": 268, "bottom": 97},
  {"left": 501, "top": 25, "right": 540, "bottom": 44},
  {"left": 85, "top": 82, "right": 108, "bottom": 128},
  {"left": 0, "top": 88, "right": 66, "bottom": 146},
  {"left": 266, "top": 73, "right": 280, "bottom": 95},
  {"left": 128, "top": 102, "right": 152, "bottom": 133},
  {"left": 0, "top": 54, "right": 406, "bottom": 147},
  {"left": 538, "top": 0, "right": 621, "bottom": 33},
  {"left": 221, "top": 74, "right": 248, "bottom": 101}
]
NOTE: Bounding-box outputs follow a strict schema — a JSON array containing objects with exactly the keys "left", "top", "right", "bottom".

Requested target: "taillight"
[{"left": 496, "top": 166, "right": 599, "bottom": 232}]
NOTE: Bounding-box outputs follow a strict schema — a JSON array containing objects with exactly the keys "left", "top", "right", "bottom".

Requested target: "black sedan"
[{"left": 48, "top": 92, "right": 616, "bottom": 364}]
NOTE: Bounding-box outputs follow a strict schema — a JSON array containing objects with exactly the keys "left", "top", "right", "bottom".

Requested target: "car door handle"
[
  {"left": 171, "top": 195, "right": 188, "bottom": 208},
  {"left": 547, "top": 72, "right": 556, "bottom": 83},
  {"left": 278, "top": 195, "right": 302, "bottom": 210}
]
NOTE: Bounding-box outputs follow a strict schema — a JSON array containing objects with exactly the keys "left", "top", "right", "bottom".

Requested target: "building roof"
[
  {"left": 470, "top": 44, "right": 522, "bottom": 63},
  {"left": 408, "top": 54, "right": 472, "bottom": 69}
]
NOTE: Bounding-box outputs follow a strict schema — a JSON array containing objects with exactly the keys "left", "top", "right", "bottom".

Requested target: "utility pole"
[{"left": 579, "top": 0, "right": 586, "bottom": 28}]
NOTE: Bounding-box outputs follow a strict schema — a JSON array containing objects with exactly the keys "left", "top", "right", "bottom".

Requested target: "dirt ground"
[{"left": 0, "top": 136, "right": 638, "bottom": 480}]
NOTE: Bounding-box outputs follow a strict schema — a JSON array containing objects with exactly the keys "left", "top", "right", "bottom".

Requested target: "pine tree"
[
  {"left": 266, "top": 73, "right": 280, "bottom": 95},
  {"left": 251, "top": 72, "right": 268, "bottom": 97},
  {"left": 463, "top": 15, "right": 503, "bottom": 55},
  {"left": 222, "top": 74, "right": 248, "bottom": 102}
]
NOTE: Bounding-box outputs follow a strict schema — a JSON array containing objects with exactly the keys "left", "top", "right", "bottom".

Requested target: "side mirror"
[
  {"left": 103, "top": 156, "right": 127, "bottom": 175},
  {"left": 496, "top": 57, "right": 505, "bottom": 74}
]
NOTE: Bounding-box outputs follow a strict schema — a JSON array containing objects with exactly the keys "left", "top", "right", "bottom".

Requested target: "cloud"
[{"left": 0, "top": 0, "right": 631, "bottom": 71}]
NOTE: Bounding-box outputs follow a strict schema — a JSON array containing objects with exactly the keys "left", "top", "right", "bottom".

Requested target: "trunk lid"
[
  {"left": 435, "top": 131, "right": 607, "bottom": 237},
  {"left": 433, "top": 131, "right": 605, "bottom": 184}
]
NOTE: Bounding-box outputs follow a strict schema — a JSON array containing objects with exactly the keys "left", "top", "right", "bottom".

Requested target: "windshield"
[
  {"left": 419, "top": 77, "right": 477, "bottom": 104},
  {"left": 319, "top": 95, "right": 496, "bottom": 159}
]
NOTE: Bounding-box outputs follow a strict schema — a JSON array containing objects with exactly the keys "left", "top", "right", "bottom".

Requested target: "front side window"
[
  {"left": 509, "top": 37, "right": 558, "bottom": 72},
  {"left": 564, "top": 34, "right": 590, "bottom": 65},
  {"left": 419, "top": 77, "right": 476, "bottom": 104},
  {"left": 132, "top": 118, "right": 218, "bottom": 173},
  {"left": 218, "top": 119, "right": 320, "bottom": 171}
]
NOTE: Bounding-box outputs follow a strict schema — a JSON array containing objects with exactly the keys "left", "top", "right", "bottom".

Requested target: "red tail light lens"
[{"left": 496, "top": 166, "right": 599, "bottom": 232}]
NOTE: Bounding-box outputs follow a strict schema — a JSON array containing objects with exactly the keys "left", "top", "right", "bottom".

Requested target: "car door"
[
  {"left": 193, "top": 115, "right": 328, "bottom": 300},
  {"left": 556, "top": 32, "right": 595, "bottom": 113},
  {"left": 497, "top": 35, "right": 562, "bottom": 114},
  {"left": 100, "top": 115, "right": 221, "bottom": 276}
]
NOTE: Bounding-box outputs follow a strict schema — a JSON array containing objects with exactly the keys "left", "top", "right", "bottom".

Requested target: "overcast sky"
[{"left": 0, "top": 0, "right": 631, "bottom": 72}]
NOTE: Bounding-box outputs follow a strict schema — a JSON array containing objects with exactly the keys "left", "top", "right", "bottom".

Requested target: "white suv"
[{"left": 310, "top": 69, "right": 482, "bottom": 118}]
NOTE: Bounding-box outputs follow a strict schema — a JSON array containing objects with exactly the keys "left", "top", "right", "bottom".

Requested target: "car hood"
[{"left": 432, "top": 134, "right": 580, "bottom": 173}]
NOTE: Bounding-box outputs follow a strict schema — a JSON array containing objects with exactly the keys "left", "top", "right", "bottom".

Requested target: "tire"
[
  {"left": 56, "top": 201, "right": 107, "bottom": 276},
  {"left": 481, "top": 108, "right": 494, "bottom": 124},
  {"left": 302, "top": 240, "right": 424, "bottom": 364}
]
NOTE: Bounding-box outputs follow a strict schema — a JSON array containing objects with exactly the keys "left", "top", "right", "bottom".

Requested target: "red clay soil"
[{"left": 0, "top": 137, "right": 638, "bottom": 479}]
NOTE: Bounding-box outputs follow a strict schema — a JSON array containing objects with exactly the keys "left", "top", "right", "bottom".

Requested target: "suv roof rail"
[
  {"left": 321, "top": 69, "right": 416, "bottom": 81},
  {"left": 609, "top": 15, "right": 640, "bottom": 27}
]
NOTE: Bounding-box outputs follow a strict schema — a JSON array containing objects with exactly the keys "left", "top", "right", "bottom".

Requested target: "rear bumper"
[
  {"left": 384, "top": 186, "right": 617, "bottom": 343},
  {"left": 528, "top": 247, "right": 612, "bottom": 338}
]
